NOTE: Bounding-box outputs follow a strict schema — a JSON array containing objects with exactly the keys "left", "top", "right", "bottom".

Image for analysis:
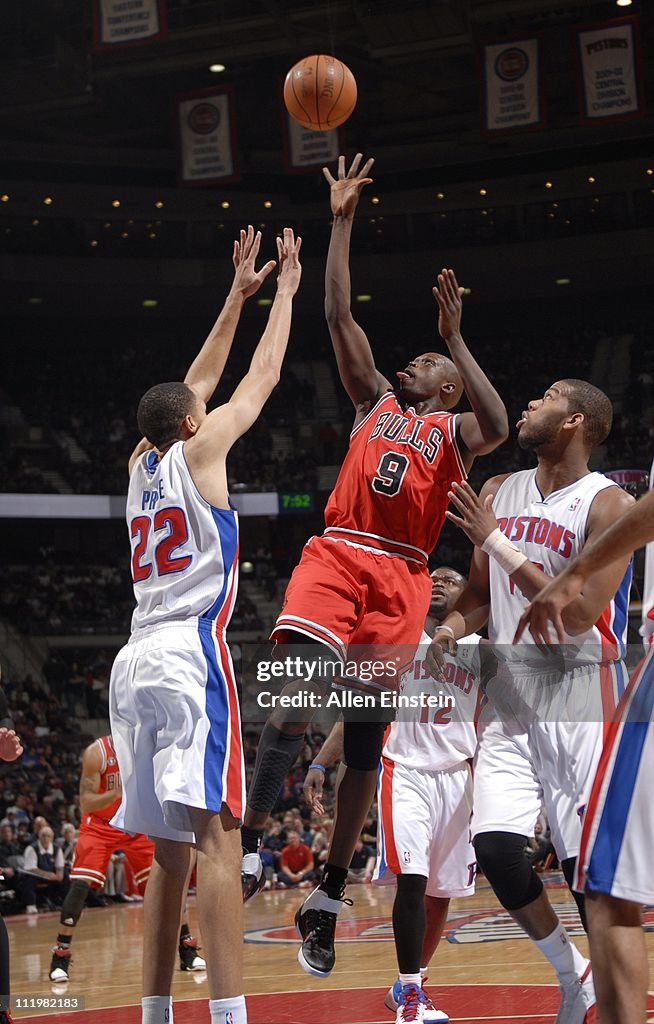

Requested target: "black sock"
[
  {"left": 57, "top": 933, "right": 72, "bottom": 948},
  {"left": 241, "top": 825, "right": 263, "bottom": 855},
  {"left": 179, "top": 923, "right": 190, "bottom": 943},
  {"left": 319, "top": 863, "right": 348, "bottom": 900}
]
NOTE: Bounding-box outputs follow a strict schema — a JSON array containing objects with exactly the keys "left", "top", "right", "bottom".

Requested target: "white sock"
[
  {"left": 141, "top": 996, "right": 173, "bottom": 1024},
  {"left": 420, "top": 967, "right": 429, "bottom": 978},
  {"left": 399, "top": 973, "right": 422, "bottom": 987},
  {"left": 209, "top": 995, "right": 247, "bottom": 1024},
  {"left": 534, "top": 923, "right": 588, "bottom": 982}
]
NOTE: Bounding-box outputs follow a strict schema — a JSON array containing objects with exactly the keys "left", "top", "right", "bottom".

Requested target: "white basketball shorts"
[
  {"left": 109, "top": 619, "right": 245, "bottom": 843},
  {"left": 471, "top": 661, "right": 618, "bottom": 860},
  {"left": 374, "top": 756, "right": 476, "bottom": 898},
  {"left": 576, "top": 648, "right": 654, "bottom": 903}
]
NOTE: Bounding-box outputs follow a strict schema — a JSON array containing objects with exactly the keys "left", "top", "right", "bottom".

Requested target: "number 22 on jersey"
[{"left": 130, "top": 507, "right": 192, "bottom": 582}]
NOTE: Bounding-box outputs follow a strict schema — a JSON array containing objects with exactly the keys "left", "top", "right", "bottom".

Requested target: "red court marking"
[{"left": 21, "top": 985, "right": 654, "bottom": 1023}]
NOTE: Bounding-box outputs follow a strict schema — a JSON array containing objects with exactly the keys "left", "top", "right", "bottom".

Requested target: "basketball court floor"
[{"left": 8, "top": 874, "right": 654, "bottom": 1023}]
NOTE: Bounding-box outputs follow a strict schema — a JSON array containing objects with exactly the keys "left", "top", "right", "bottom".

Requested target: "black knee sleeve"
[
  {"left": 474, "top": 831, "right": 543, "bottom": 911},
  {"left": 342, "top": 720, "right": 385, "bottom": 771},
  {"left": 248, "top": 721, "right": 305, "bottom": 813},
  {"left": 561, "top": 857, "right": 588, "bottom": 932},
  {"left": 396, "top": 872, "right": 428, "bottom": 911},
  {"left": 60, "top": 879, "right": 90, "bottom": 927}
]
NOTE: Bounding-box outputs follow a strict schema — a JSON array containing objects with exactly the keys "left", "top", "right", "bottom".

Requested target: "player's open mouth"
[
  {"left": 516, "top": 413, "right": 527, "bottom": 429},
  {"left": 396, "top": 369, "right": 415, "bottom": 381}
]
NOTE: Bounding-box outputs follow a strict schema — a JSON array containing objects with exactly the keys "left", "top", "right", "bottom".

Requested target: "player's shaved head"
[
  {"left": 558, "top": 379, "right": 613, "bottom": 450},
  {"left": 137, "top": 381, "right": 198, "bottom": 449}
]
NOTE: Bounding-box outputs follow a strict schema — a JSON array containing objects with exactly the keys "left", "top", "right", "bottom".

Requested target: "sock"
[
  {"left": 209, "top": 994, "right": 247, "bottom": 1024},
  {"left": 420, "top": 967, "right": 428, "bottom": 978},
  {"left": 241, "top": 826, "right": 262, "bottom": 855},
  {"left": 319, "top": 862, "right": 348, "bottom": 900},
  {"left": 179, "top": 923, "right": 190, "bottom": 944},
  {"left": 141, "top": 995, "right": 173, "bottom": 1024},
  {"left": 57, "top": 933, "right": 72, "bottom": 948},
  {"left": 399, "top": 973, "right": 422, "bottom": 987},
  {"left": 534, "top": 923, "right": 588, "bottom": 982}
]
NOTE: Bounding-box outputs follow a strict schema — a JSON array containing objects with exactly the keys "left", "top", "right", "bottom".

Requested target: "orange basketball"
[{"left": 283, "top": 54, "right": 357, "bottom": 132}]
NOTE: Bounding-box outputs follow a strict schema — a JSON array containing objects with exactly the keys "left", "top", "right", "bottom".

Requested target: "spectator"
[
  {"left": 277, "top": 831, "right": 315, "bottom": 889},
  {"left": 348, "top": 837, "right": 376, "bottom": 884},
  {"left": 21, "top": 825, "right": 65, "bottom": 912}
]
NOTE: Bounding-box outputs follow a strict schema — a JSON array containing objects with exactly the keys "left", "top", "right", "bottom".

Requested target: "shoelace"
[{"left": 401, "top": 986, "right": 422, "bottom": 1022}]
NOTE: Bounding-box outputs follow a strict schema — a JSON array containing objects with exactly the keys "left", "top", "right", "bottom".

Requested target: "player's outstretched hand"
[
  {"left": 446, "top": 481, "right": 498, "bottom": 546},
  {"left": 231, "top": 225, "right": 277, "bottom": 300},
  {"left": 0, "top": 729, "right": 23, "bottom": 762},
  {"left": 426, "top": 629, "right": 456, "bottom": 681},
  {"left": 303, "top": 766, "right": 326, "bottom": 815},
  {"left": 433, "top": 268, "right": 464, "bottom": 340},
  {"left": 276, "top": 228, "right": 302, "bottom": 294},
  {"left": 323, "top": 153, "right": 374, "bottom": 218},
  {"left": 514, "top": 569, "right": 584, "bottom": 646}
]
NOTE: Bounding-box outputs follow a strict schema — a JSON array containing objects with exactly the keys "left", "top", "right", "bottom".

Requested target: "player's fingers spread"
[
  {"left": 361, "top": 157, "right": 375, "bottom": 176},
  {"left": 445, "top": 510, "right": 465, "bottom": 527},
  {"left": 338, "top": 154, "right": 345, "bottom": 178},
  {"left": 349, "top": 152, "right": 363, "bottom": 176},
  {"left": 323, "top": 166, "right": 335, "bottom": 185}
]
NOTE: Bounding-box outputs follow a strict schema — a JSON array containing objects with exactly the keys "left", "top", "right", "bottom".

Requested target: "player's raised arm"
[
  {"left": 189, "top": 228, "right": 302, "bottom": 457},
  {"left": 432, "top": 270, "right": 508, "bottom": 463},
  {"left": 184, "top": 225, "right": 276, "bottom": 403},
  {"left": 515, "top": 486, "right": 654, "bottom": 645},
  {"left": 323, "top": 154, "right": 391, "bottom": 408}
]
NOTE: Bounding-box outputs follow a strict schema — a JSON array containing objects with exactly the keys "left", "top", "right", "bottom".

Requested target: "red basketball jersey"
[
  {"left": 323, "top": 392, "right": 466, "bottom": 558},
  {"left": 92, "top": 735, "right": 121, "bottom": 822}
]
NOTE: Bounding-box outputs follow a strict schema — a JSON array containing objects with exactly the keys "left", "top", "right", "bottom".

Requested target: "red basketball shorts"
[
  {"left": 271, "top": 531, "right": 432, "bottom": 682},
  {"left": 70, "top": 815, "right": 154, "bottom": 892}
]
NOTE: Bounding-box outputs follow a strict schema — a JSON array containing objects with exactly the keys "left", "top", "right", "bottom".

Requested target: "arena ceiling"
[{"left": 1, "top": 0, "right": 652, "bottom": 192}]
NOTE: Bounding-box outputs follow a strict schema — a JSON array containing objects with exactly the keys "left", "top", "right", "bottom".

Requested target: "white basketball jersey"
[
  {"left": 382, "top": 630, "right": 483, "bottom": 772},
  {"left": 126, "top": 442, "right": 239, "bottom": 632},
  {"left": 641, "top": 456, "right": 654, "bottom": 647},
  {"left": 489, "top": 469, "right": 632, "bottom": 665}
]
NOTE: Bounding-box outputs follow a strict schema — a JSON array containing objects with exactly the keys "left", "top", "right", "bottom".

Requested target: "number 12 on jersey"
[{"left": 130, "top": 507, "right": 191, "bottom": 582}]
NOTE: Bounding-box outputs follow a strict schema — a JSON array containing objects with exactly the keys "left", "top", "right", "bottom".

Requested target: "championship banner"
[
  {"left": 283, "top": 113, "right": 340, "bottom": 171},
  {"left": 576, "top": 17, "right": 644, "bottom": 123},
  {"left": 177, "top": 89, "right": 239, "bottom": 186},
  {"left": 481, "top": 37, "right": 543, "bottom": 133},
  {"left": 92, "top": 0, "right": 167, "bottom": 50}
]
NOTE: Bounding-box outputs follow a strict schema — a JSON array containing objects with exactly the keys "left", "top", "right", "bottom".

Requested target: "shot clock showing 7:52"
[{"left": 279, "top": 492, "right": 314, "bottom": 513}]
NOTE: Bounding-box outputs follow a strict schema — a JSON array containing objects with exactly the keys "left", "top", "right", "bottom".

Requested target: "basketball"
[{"left": 283, "top": 54, "right": 357, "bottom": 131}]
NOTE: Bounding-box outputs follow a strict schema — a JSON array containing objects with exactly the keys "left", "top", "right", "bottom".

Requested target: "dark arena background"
[{"left": 1, "top": 1, "right": 654, "bottom": 1022}]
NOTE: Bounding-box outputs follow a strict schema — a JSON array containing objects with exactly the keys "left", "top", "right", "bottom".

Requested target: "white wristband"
[
  {"left": 481, "top": 527, "right": 527, "bottom": 575},
  {"left": 434, "top": 625, "right": 455, "bottom": 638}
]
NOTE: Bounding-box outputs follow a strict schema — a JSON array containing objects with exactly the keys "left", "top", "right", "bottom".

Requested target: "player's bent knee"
[
  {"left": 474, "top": 831, "right": 543, "bottom": 911},
  {"left": 342, "top": 720, "right": 385, "bottom": 771},
  {"left": 60, "top": 880, "right": 90, "bottom": 927}
]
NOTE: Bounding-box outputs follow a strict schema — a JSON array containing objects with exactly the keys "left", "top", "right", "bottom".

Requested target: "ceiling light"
[
  {"left": 0, "top": 194, "right": 9, "bottom": 203},
  {"left": 31, "top": 219, "right": 39, "bottom": 227},
  {"left": 587, "top": 176, "right": 595, "bottom": 184},
  {"left": 89, "top": 239, "right": 98, "bottom": 247},
  {"left": 436, "top": 192, "right": 445, "bottom": 200},
  {"left": 356, "top": 294, "right": 372, "bottom": 302},
  {"left": 616, "top": 0, "right": 632, "bottom": 6},
  {"left": 209, "top": 63, "right": 226, "bottom": 73},
  {"left": 544, "top": 181, "right": 553, "bottom": 189},
  {"left": 647, "top": 169, "right": 653, "bottom": 176},
  {"left": 479, "top": 188, "right": 488, "bottom": 196},
  {"left": 121, "top": 231, "right": 129, "bottom": 239},
  {"left": 556, "top": 277, "right": 571, "bottom": 286},
  {"left": 263, "top": 200, "right": 272, "bottom": 209},
  {"left": 154, "top": 200, "right": 164, "bottom": 209},
  {"left": 112, "top": 199, "right": 121, "bottom": 208},
  {"left": 220, "top": 200, "right": 230, "bottom": 209},
  {"left": 142, "top": 299, "right": 158, "bottom": 308},
  {"left": 148, "top": 232, "right": 157, "bottom": 239},
  {"left": 28, "top": 297, "right": 43, "bottom": 305},
  {"left": 257, "top": 297, "right": 272, "bottom": 307},
  {"left": 371, "top": 196, "right": 380, "bottom": 205},
  {"left": 42, "top": 196, "right": 53, "bottom": 206},
  {"left": 462, "top": 287, "right": 472, "bottom": 296}
]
